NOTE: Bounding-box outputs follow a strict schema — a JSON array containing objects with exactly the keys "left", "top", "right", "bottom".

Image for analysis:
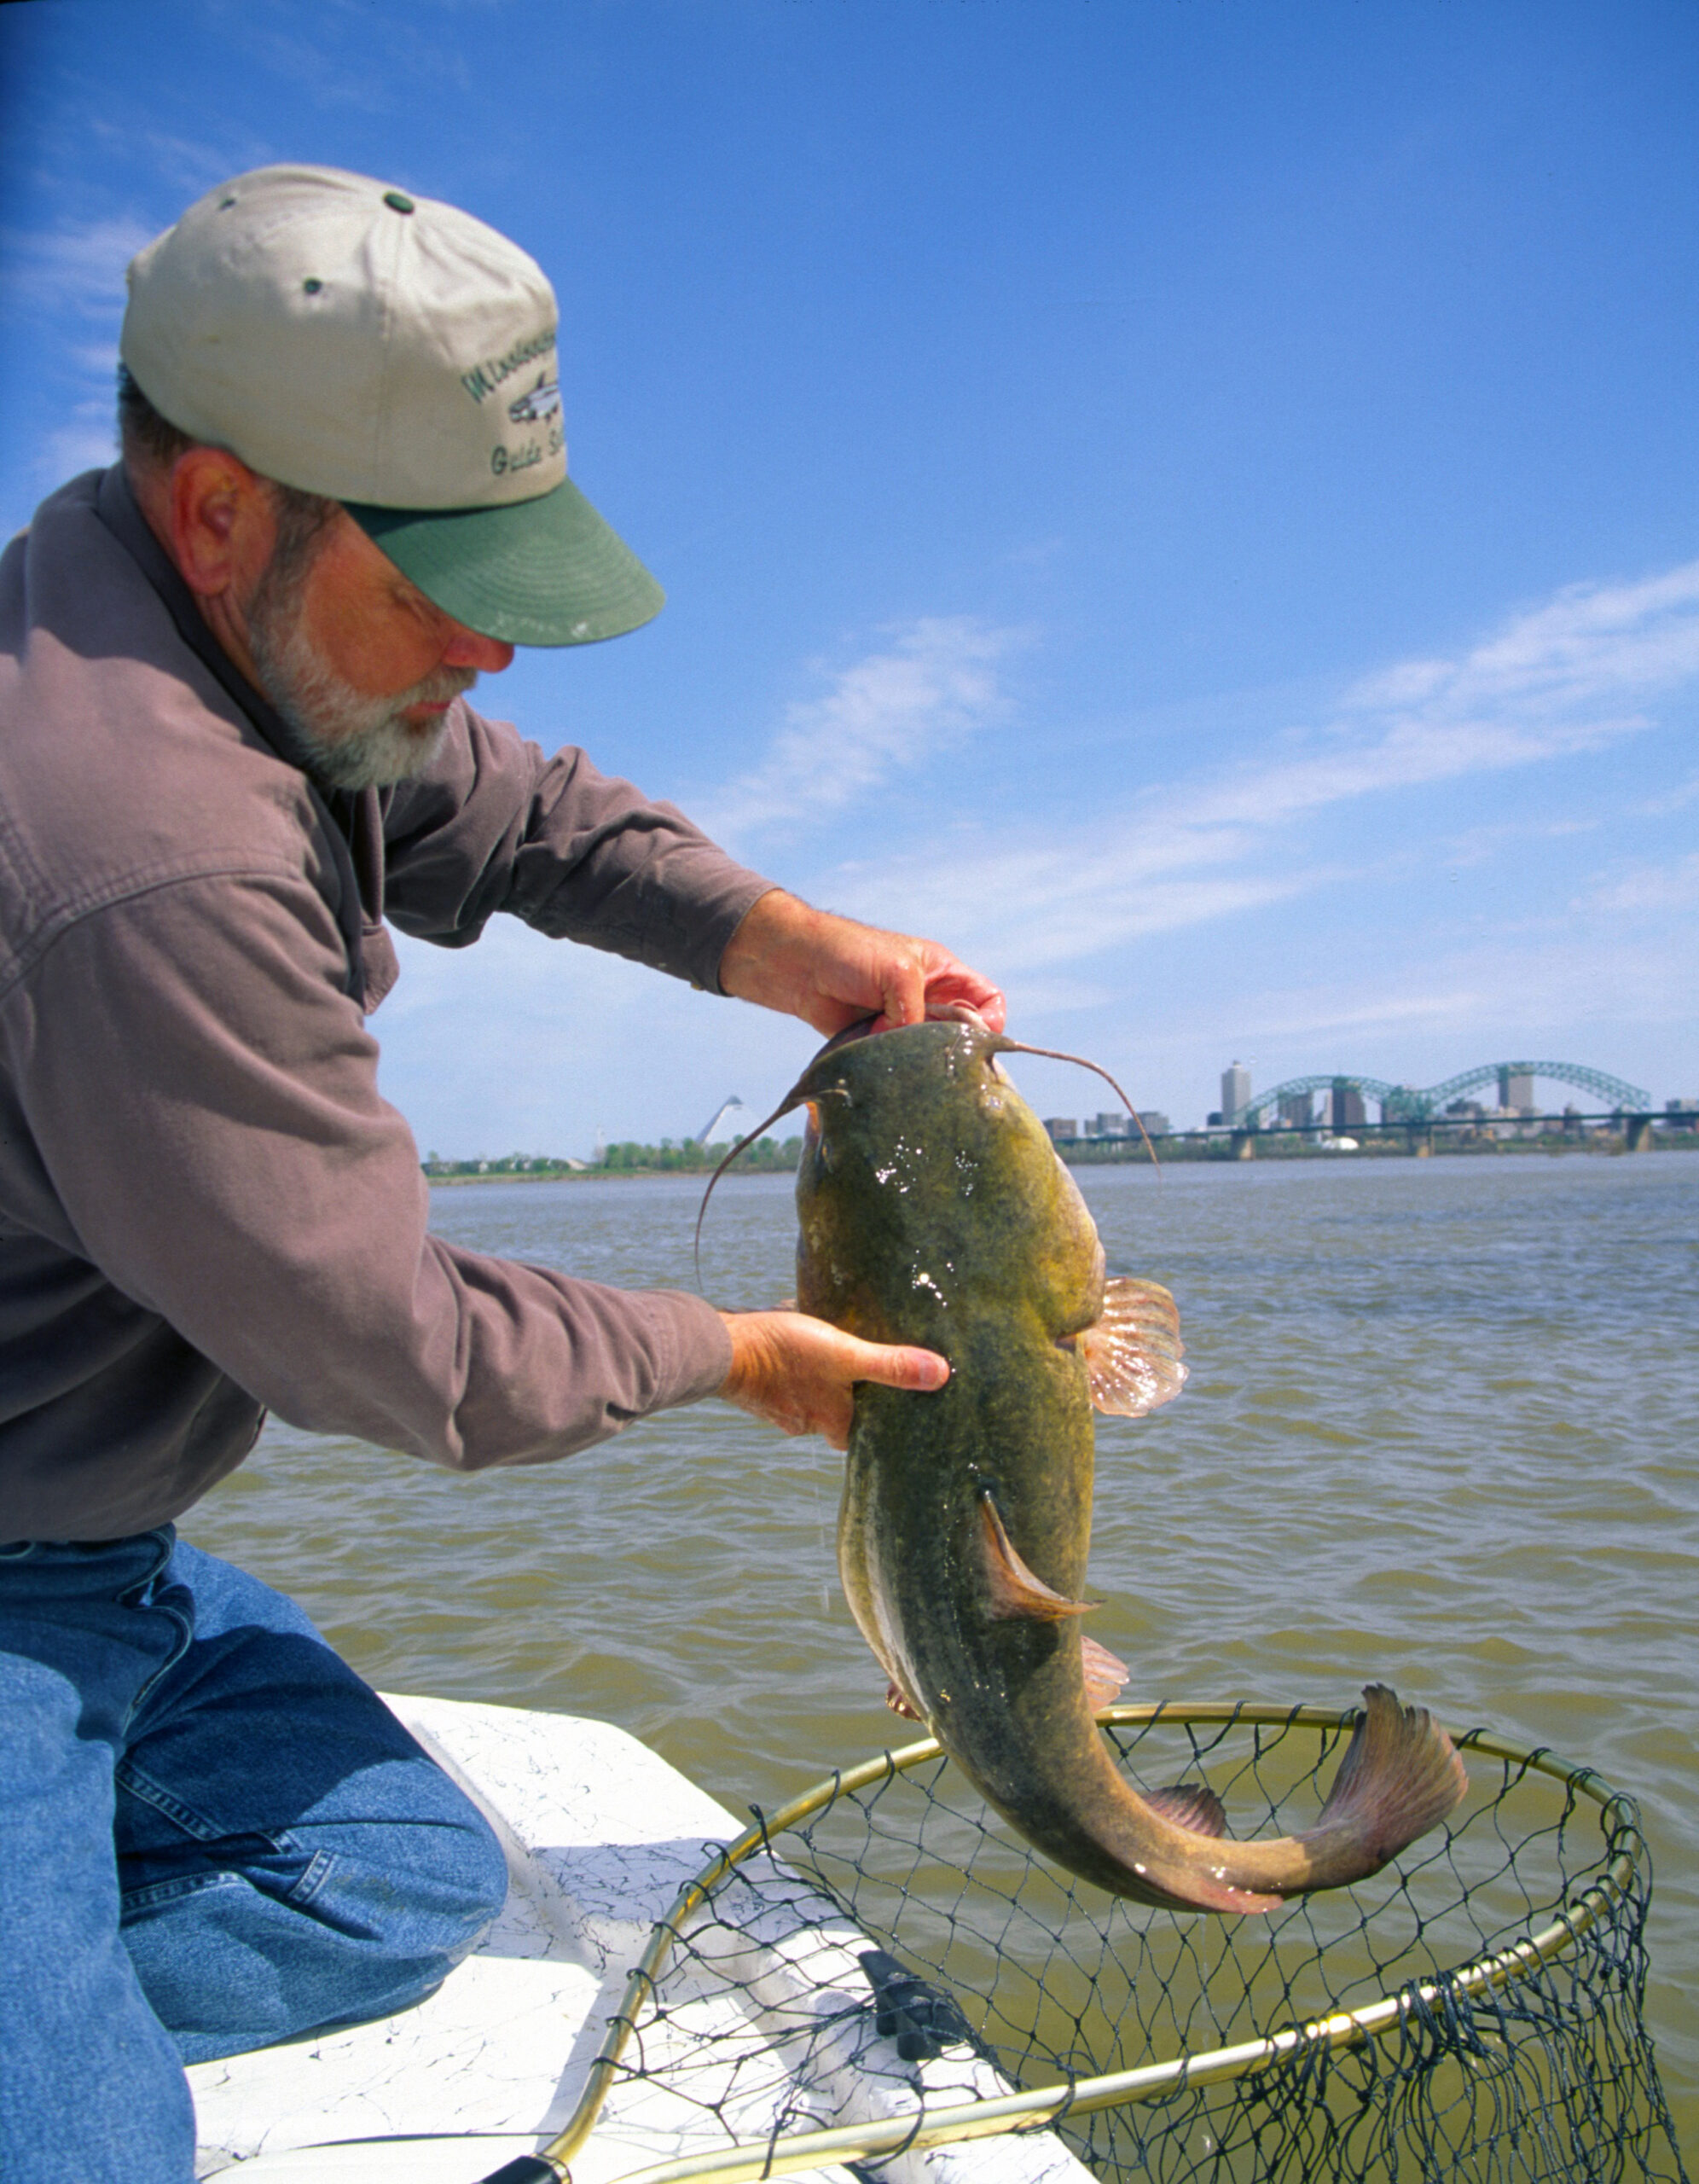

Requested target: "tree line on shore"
[{"left": 422, "top": 1137, "right": 803, "bottom": 1180}]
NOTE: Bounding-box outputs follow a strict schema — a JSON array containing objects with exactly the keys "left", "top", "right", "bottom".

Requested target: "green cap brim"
[{"left": 343, "top": 476, "right": 664, "bottom": 648}]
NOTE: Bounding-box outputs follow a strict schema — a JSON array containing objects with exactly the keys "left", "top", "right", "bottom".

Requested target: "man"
[{"left": 0, "top": 165, "right": 1003, "bottom": 2181}]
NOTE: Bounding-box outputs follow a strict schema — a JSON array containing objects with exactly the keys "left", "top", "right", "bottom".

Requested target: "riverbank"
[
  {"left": 426, "top": 1159, "right": 798, "bottom": 1185},
  {"left": 1058, "top": 1127, "right": 1699, "bottom": 1165},
  {"left": 423, "top": 1130, "right": 1699, "bottom": 1181}
]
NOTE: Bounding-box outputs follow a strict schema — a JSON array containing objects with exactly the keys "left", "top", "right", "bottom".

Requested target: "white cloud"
[
  {"left": 833, "top": 827, "right": 1331, "bottom": 979},
  {"left": 0, "top": 215, "right": 155, "bottom": 317},
  {"left": 1575, "top": 852, "right": 1699, "bottom": 917},
  {"left": 45, "top": 415, "right": 120, "bottom": 480},
  {"left": 799, "top": 555, "right": 1699, "bottom": 978},
  {"left": 1438, "top": 816, "right": 1598, "bottom": 872},
  {"left": 0, "top": 218, "right": 151, "bottom": 504},
  {"left": 1187, "top": 710, "right": 1642, "bottom": 833},
  {"left": 1341, "top": 560, "right": 1699, "bottom": 717},
  {"left": 379, "top": 916, "right": 813, "bottom": 1158},
  {"left": 704, "top": 617, "right": 1018, "bottom": 843},
  {"left": 1230, "top": 927, "right": 1696, "bottom": 1048},
  {"left": 1635, "top": 771, "right": 1699, "bottom": 816},
  {"left": 1188, "top": 562, "right": 1699, "bottom": 834}
]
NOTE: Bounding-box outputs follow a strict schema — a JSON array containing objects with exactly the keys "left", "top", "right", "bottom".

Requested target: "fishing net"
[{"left": 504, "top": 1703, "right": 1689, "bottom": 2184}]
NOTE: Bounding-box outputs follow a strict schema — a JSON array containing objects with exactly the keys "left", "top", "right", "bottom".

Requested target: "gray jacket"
[{"left": 0, "top": 468, "right": 772, "bottom": 1540}]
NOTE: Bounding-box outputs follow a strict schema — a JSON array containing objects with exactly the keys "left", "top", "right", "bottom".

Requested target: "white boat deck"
[{"left": 191, "top": 1693, "right": 1093, "bottom": 2183}]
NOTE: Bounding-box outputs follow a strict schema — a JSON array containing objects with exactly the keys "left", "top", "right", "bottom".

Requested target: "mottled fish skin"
[{"left": 791, "top": 1019, "right": 1467, "bottom": 1914}]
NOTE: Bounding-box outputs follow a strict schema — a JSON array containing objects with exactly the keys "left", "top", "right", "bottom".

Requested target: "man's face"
[{"left": 246, "top": 506, "right": 515, "bottom": 791}]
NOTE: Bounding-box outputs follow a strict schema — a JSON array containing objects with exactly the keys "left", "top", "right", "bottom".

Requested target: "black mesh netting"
[{"left": 593, "top": 1707, "right": 1689, "bottom": 2184}]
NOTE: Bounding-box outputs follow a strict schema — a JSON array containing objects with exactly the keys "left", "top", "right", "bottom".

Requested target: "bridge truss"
[{"left": 1237, "top": 1060, "right": 1653, "bottom": 1128}]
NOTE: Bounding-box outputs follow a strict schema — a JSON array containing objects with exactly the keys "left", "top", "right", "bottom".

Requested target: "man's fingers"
[
  {"left": 878, "top": 960, "right": 929, "bottom": 1028},
  {"left": 918, "top": 960, "right": 1007, "bottom": 1036},
  {"left": 718, "top": 892, "right": 1004, "bottom": 1043}
]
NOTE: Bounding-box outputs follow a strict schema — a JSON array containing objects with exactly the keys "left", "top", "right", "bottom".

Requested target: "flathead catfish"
[{"left": 779, "top": 1016, "right": 1467, "bottom": 1914}]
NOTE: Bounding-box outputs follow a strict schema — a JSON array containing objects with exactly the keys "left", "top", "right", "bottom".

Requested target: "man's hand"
[
  {"left": 717, "top": 1310, "right": 948, "bottom": 1449},
  {"left": 719, "top": 891, "right": 1006, "bottom": 1039}
]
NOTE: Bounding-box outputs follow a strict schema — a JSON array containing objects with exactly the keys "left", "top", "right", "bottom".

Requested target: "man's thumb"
[{"left": 866, "top": 1343, "right": 949, "bottom": 1391}]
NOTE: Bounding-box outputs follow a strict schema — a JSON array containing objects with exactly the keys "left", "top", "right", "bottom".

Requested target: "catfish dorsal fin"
[
  {"left": 1081, "top": 1276, "right": 1188, "bottom": 1418},
  {"left": 977, "top": 1491, "right": 1095, "bottom": 1622}
]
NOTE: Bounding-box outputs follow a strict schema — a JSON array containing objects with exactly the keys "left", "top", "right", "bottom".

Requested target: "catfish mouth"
[
  {"left": 815, "top": 1014, "right": 883, "bottom": 1060},
  {"left": 693, "top": 1014, "right": 996, "bottom": 1281},
  {"left": 693, "top": 1008, "right": 1151, "bottom": 1281},
  {"left": 817, "top": 1000, "right": 994, "bottom": 1060}
]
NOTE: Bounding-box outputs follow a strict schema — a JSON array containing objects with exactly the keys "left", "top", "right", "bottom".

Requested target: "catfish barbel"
[{"left": 710, "top": 1014, "right": 1467, "bottom": 1913}]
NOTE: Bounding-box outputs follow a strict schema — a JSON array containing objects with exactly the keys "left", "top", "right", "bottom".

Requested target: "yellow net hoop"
[{"left": 519, "top": 1702, "right": 1651, "bottom": 2184}]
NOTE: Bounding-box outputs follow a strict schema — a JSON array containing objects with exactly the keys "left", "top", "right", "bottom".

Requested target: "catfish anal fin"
[
  {"left": 977, "top": 1492, "right": 1095, "bottom": 1622},
  {"left": 1082, "top": 1276, "right": 1188, "bottom": 1418}
]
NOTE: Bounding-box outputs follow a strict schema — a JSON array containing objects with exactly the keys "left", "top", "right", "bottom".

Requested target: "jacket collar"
[{"left": 93, "top": 463, "right": 386, "bottom": 996}]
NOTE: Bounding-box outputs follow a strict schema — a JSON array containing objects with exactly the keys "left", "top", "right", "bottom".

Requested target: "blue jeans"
[{"left": 0, "top": 1531, "right": 509, "bottom": 2184}]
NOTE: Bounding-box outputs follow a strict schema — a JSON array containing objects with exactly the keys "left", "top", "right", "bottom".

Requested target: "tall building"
[
  {"left": 1499, "top": 1066, "right": 1536, "bottom": 1113},
  {"left": 1331, "top": 1079, "right": 1366, "bottom": 1130},
  {"left": 1278, "top": 1091, "right": 1313, "bottom": 1130},
  {"left": 1221, "top": 1061, "right": 1251, "bottom": 1125}
]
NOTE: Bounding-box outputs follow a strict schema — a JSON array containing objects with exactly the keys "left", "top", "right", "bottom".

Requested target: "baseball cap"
[{"left": 120, "top": 164, "right": 664, "bottom": 648}]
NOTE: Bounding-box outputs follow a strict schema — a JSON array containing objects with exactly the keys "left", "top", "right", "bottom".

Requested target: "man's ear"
[{"left": 165, "top": 445, "right": 275, "bottom": 602}]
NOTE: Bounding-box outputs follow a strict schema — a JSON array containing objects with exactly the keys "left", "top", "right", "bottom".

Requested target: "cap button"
[{"left": 383, "top": 190, "right": 415, "bottom": 214}]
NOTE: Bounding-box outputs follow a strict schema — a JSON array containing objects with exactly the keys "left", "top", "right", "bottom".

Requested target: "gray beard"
[{"left": 247, "top": 566, "right": 478, "bottom": 793}]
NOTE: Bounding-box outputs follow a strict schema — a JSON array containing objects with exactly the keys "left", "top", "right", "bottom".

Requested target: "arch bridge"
[{"left": 1236, "top": 1061, "right": 1653, "bottom": 1129}]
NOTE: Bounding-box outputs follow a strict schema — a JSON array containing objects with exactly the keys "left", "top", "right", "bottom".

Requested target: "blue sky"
[{"left": 3, "top": 0, "right": 1696, "bottom": 1153}]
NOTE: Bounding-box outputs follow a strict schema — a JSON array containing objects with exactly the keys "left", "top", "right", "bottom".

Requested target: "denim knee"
[
  {"left": 302, "top": 1792, "right": 509, "bottom": 2036},
  {"left": 125, "top": 1771, "right": 511, "bottom": 2064},
  {"left": 307, "top": 1788, "right": 510, "bottom": 1988},
  {"left": 409, "top": 1794, "right": 510, "bottom": 1964}
]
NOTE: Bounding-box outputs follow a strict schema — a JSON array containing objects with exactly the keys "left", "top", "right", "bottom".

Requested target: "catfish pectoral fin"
[
  {"left": 1082, "top": 1277, "right": 1188, "bottom": 1418},
  {"left": 977, "top": 1491, "right": 1096, "bottom": 1621}
]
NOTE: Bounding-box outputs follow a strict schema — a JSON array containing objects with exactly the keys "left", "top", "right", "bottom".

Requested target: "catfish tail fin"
[
  {"left": 1053, "top": 1684, "right": 1464, "bottom": 1915},
  {"left": 1294, "top": 1683, "right": 1469, "bottom": 1885}
]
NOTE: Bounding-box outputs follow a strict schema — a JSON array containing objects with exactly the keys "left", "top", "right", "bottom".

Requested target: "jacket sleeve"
[
  {"left": 380, "top": 705, "right": 774, "bottom": 991},
  {"left": 10, "top": 868, "right": 734, "bottom": 1468}
]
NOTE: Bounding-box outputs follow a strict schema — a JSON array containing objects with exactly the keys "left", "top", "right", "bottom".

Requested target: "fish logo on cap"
[{"left": 507, "top": 375, "right": 561, "bottom": 425}]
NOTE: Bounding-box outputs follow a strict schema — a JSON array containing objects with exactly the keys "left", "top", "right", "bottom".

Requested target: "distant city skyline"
[
  {"left": 1204, "top": 1054, "right": 1667, "bottom": 1133},
  {"left": 3, "top": 1, "right": 1694, "bottom": 1157}
]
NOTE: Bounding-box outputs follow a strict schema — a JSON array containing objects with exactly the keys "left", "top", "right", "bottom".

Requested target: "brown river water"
[{"left": 182, "top": 1147, "right": 1698, "bottom": 2158}]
